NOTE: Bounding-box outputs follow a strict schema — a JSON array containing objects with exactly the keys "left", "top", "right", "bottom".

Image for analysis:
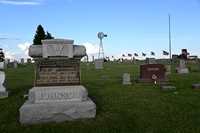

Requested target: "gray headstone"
[
  {"left": 122, "top": 73, "right": 132, "bottom": 85},
  {"left": 160, "top": 86, "right": 176, "bottom": 90},
  {"left": 146, "top": 58, "right": 156, "bottom": 64},
  {"left": 166, "top": 65, "right": 171, "bottom": 72},
  {"left": 21, "top": 58, "right": 24, "bottom": 64},
  {"left": 172, "top": 54, "right": 178, "bottom": 63},
  {"left": 0, "top": 62, "right": 6, "bottom": 69},
  {"left": 94, "top": 59, "right": 103, "bottom": 69},
  {"left": 19, "top": 39, "right": 96, "bottom": 124},
  {"left": 0, "top": 71, "right": 9, "bottom": 99},
  {"left": 179, "top": 60, "right": 185, "bottom": 67},
  {"left": 199, "top": 64, "right": 200, "bottom": 72},
  {"left": 14, "top": 60, "right": 18, "bottom": 68},
  {"left": 176, "top": 67, "right": 189, "bottom": 73}
]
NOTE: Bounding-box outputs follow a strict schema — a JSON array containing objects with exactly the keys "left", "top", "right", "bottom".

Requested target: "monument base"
[
  {"left": 123, "top": 82, "right": 132, "bottom": 85},
  {"left": 176, "top": 67, "right": 189, "bottom": 73},
  {"left": 19, "top": 97, "right": 96, "bottom": 124},
  {"left": 136, "top": 78, "right": 169, "bottom": 83},
  {"left": 0, "top": 91, "right": 10, "bottom": 98}
]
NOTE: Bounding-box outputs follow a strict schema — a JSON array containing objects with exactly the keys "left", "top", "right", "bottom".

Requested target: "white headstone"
[{"left": 122, "top": 73, "right": 132, "bottom": 85}]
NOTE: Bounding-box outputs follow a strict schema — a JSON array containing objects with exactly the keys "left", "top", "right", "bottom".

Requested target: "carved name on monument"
[{"left": 35, "top": 59, "right": 80, "bottom": 86}]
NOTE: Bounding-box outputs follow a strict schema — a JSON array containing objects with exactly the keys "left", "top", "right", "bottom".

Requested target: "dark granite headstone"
[{"left": 136, "top": 64, "right": 168, "bottom": 83}]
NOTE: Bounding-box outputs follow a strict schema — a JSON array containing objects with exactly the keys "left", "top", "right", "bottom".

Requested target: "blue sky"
[{"left": 0, "top": 0, "right": 200, "bottom": 61}]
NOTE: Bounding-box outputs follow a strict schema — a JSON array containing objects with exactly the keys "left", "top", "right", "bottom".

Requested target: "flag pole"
[{"left": 169, "top": 14, "right": 172, "bottom": 61}]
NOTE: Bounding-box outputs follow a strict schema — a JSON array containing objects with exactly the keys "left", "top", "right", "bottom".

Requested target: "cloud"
[
  {"left": 82, "top": 42, "right": 100, "bottom": 55},
  {"left": 0, "top": 0, "right": 43, "bottom": 5},
  {"left": 0, "top": 37, "right": 21, "bottom": 40},
  {"left": 18, "top": 42, "right": 30, "bottom": 51},
  {"left": 5, "top": 42, "right": 31, "bottom": 59}
]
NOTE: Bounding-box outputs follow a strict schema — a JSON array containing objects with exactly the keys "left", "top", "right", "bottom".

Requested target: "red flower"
[
  {"left": 164, "top": 68, "right": 166, "bottom": 71},
  {"left": 26, "top": 91, "right": 29, "bottom": 94},
  {"left": 179, "top": 66, "right": 183, "bottom": 70}
]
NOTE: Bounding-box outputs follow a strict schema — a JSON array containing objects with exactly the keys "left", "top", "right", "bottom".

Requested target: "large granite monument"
[{"left": 19, "top": 39, "right": 96, "bottom": 124}]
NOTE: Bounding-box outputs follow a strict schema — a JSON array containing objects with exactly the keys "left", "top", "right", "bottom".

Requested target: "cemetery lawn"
[{"left": 1, "top": 61, "right": 200, "bottom": 133}]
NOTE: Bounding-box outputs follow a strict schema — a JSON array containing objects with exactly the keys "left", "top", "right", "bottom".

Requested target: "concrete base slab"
[
  {"left": 160, "top": 86, "right": 176, "bottom": 90},
  {"left": 0, "top": 91, "right": 10, "bottom": 98},
  {"left": 19, "top": 97, "right": 96, "bottom": 124},
  {"left": 136, "top": 78, "right": 169, "bottom": 83}
]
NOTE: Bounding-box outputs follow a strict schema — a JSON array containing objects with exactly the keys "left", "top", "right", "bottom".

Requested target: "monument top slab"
[{"left": 41, "top": 39, "right": 74, "bottom": 44}]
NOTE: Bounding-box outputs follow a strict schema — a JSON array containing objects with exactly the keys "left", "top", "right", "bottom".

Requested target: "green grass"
[{"left": 0, "top": 61, "right": 200, "bottom": 133}]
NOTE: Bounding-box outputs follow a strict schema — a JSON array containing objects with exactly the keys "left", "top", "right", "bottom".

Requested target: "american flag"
[
  {"left": 142, "top": 53, "right": 146, "bottom": 56},
  {"left": 106, "top": 57, "right": 109, "bottom": 59},
  {"left": 134, "top": 53, "right": 138, "bottom": 56},
  {"left": 163, "top": 50, "right": 169, "bottom": 55},
  {"left": 182, "top": 51, "right": 190, "bottom": 55},
  {"left": 122, "top": 54, "right": 126, "bottom": 57},
  {"left": 128, "top": 54, "right": 132, "bottom": 57},
  {"left": 112, "top": 56, "right": 114, "bottom": 58},
  {"left": 151, "top": 52, "right": 155, "bottom": 56}
]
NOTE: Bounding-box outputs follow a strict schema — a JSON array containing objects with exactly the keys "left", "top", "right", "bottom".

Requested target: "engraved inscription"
[
  {"left": 147, "top": 68, "right": 159, "bottom": 71},
  {"left": 47, "top": 44, "right": 69, "bottom": 55},
  {"left": 36, "top": 91, "right": 80, "bottom": 101},
  {"left": 35, "top": 59, "right": 80, "bottom": 86}
]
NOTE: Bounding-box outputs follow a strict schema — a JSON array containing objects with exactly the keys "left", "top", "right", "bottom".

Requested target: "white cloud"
[
  {"left": 0, "top": 0, "right": 43, "bottom": 5},
  {"left": 18, "top": 42, "right": 30, "bottom": 51},
  {"left": 5, "top": 42, "right": 31, "bottom": 59},
  {"left": 82, "top": 42, "right": 100, "bottom": 55}
]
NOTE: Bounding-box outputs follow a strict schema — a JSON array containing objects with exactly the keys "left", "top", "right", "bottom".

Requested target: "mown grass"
[{"left": 0, "top": 61, "right": 200, "bottom": 133}]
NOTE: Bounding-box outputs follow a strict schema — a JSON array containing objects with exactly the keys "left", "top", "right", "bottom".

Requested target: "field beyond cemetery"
[{"left": 0, "top": 61, "right": 200, "bottom": 133}]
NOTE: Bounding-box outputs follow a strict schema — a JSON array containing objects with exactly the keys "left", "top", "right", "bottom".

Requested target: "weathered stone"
[
  {"left": 94, "top": 59, "right": 103, "bottom": 69},
  {"left": 179, "top": 60, "right": 185, "bottom": 67},
  {"left": 20, "top": 39, "right": 96, "bottom": 124},
  {"left": 28, "top": 86, "right": 88, "bottom": 104},
  {"left": 122, "top": 73, "right": 132, "bottom": 85},
  {"left": 19, "top": 98, "right": 96, "bottom": 124},
  {"left": 172, "top": 54, "right": 178, "bottom": 63},
  {"left": 191, "top": 84, "right": 200, "bottom": 89},
  {"left": 42, "top": 39, "right": 73, "bottom": 58},
  {"left": 29, "top": 44, "right": 86, "bottom": 59},
  {"left": 146, "top": 58, "right": 156, "bottom": 64},
  {"left": 0, "top": 62, "right": 6, "bottom": 69},
  {"left": 160, "top": 86, "right": 176, "bottom": 90},
  {"left": 0, "top": 91, "right": 10, "bottom": 98},
  {"left": 176, "top": 67, "right": 189, "bottom": 73}
]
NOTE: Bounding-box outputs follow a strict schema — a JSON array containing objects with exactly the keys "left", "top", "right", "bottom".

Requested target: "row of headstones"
[{"left": 94, "top": 58, "right": 199, "bottom": 74}]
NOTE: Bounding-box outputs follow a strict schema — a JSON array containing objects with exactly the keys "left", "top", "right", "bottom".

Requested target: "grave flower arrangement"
[{"left": 152, "top": 74, "right": 157, "bottom": 84}]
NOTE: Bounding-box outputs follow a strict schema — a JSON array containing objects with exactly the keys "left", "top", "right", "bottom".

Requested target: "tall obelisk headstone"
[{"left": 19, "top": 39, "right": 96, "bottom": 124}]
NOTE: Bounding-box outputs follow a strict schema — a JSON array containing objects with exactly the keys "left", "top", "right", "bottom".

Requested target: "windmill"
[{"left": 97, "top": 32, "right": 107, "bottom": 59}]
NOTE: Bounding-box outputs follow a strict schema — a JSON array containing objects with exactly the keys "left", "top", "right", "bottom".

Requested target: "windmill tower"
[{"left": 97, "top": 32, "right": 107, "bottom": 59}]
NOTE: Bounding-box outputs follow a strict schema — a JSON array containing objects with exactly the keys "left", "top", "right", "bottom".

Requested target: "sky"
[{"left": 0, "top": 0, "right": 200, "bottom": 61}]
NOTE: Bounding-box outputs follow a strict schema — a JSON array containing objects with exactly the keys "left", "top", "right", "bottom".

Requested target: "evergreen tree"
[
  {"left": 33, "top": 25, "right": 46, "bottom": 45},
  {"left": 45, "top": 31, "right": 54, "bottom": 39}
]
